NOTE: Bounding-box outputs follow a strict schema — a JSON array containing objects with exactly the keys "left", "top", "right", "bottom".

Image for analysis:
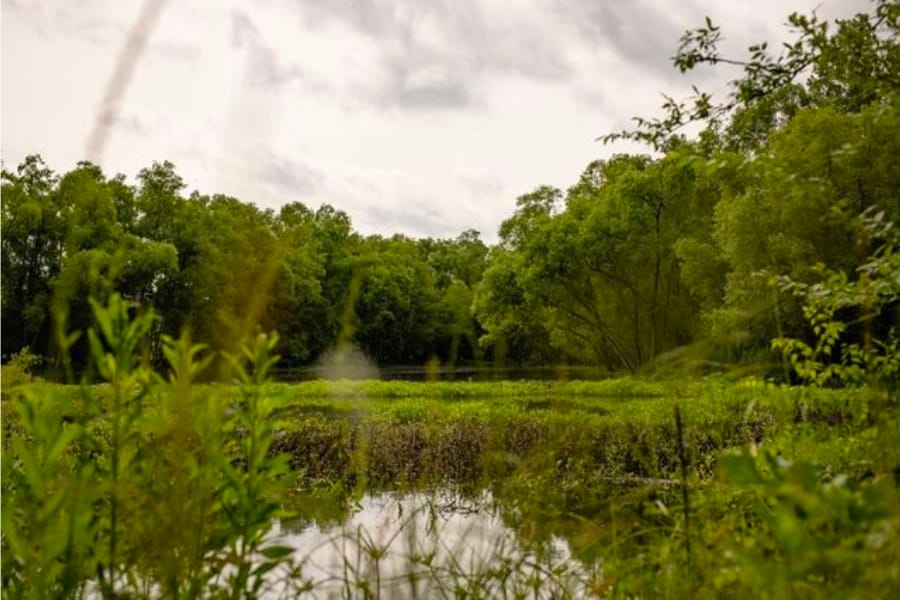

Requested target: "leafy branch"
[
  {"left": 772, "top": 208, "right": 900, "bottom": 386},
  {"left": 601, "top": 0, "right": 900, "bottom": 150}
]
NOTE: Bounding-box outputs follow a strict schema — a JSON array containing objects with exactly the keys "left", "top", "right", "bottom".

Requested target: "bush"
[{"left": 1, "top": 347, "right": 41, "bottom": 390}]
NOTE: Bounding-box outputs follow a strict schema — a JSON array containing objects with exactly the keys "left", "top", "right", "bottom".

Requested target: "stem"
[
  {"left": 674, "top": 405, "right": 691, "bottom": 563},
  {"left": 107, "top": 375, "right": 121, "bottom": 598}
]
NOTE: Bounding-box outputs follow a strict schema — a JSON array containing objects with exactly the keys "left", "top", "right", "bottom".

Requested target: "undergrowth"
[{"left": 2, "top": 302, "right": 898, "bottom": 597}]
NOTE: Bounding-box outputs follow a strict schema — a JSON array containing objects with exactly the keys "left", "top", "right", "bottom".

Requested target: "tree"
[
  {"left": 135, "top": 160, "right": 185, "bottom": 241},
  {"left": 1, "top": 156, "right": 63, "bottom": 356},
  {"left": 772, "top": 208, "right": 900, "bottom": 386},
  {"left": 477, "top": 155, "right": 714, "bottom": 371},
  {"left": 421, "top": 230, "right": 489, "bottom": 364},
  {"left": 474, "top": 187, "right": 561, "bottom": 365},
  {"left": 473, "top": 249, "right": 553, "bottom": 365},
  {"left": 590, "top": 0, "right": 900, "bottom": 375},
  {"left": 706, "top": 99, "right": 900, "bottom": 352},
  {"left": 270, "top": 202, "right": 327, "bottom": 364},
  {"left": 353, "top": 235, "right": 440, "bottom": 364},
  {"left": 602, "top": 0, "right": 900, "bottom": 150}
]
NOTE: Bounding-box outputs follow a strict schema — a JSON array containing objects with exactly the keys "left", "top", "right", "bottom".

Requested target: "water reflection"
[{"left": 265, "top": 490, "right": 592, "bottom": 598}]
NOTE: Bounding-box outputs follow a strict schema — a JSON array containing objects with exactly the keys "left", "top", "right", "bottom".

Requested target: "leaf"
[
  {"left": 87, "top": 330, "right": 111, "bottom": 381},
  {"left": 88, "top": 297, "right": 115, "bottom": 346},
  {"left": 251, "top": 561, "right": 279, "bottom": 578},
  {"left": 64, "top": 330, "right": 82, "bottom": 349},
  {"left": 46, "top": 424, "right": 81, "bottom": 463},
  {"left": 721, "top": 452, "right": 766, "bottom": 485},
  {"left": 259, "top": 545, "right": 294, "bottom": 560}
]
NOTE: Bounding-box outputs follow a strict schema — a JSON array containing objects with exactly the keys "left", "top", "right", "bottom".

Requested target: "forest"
[
  {"left": 3, "top": 3, "right": 900, "bottom": 380},
  {"left": 2, "top": 1, "right": 899, "bottom": 598}
]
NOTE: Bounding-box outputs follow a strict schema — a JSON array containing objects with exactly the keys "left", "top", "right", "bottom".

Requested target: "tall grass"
[
  {"left": 2, "top": 295, "right": 295, "bottom": 598},
  {"left": 2, "top": 298, "right": 898, "bottom": 597}
]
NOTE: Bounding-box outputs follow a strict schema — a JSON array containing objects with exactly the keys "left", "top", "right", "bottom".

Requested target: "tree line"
[
  {"left": 3, "top": 0, "right": 898, "bottom": 379},
  {"left": 1, "top": 157, "right": 491, "bottom": 370}
]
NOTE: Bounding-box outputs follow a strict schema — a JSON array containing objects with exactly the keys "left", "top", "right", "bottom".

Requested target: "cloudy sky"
[{"left": 2, "top": 0, "right": 866, "bottom": 241}]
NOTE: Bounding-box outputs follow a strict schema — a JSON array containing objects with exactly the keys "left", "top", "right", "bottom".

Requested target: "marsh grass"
[{"left": 2, "top": 302, "right": 898, "bottom": 597}]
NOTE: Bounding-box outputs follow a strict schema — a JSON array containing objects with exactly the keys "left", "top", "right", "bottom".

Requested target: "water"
[
  {"left": 273, "top": 364, "right": 610, "bottom": 382},
  {"left": 258, "top": 490, "right": 593, "bottom": 598}
]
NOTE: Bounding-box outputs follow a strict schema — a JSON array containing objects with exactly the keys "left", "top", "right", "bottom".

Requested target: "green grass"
[{"left": 3, "top": 374, "right": 899, "bottom": 597}]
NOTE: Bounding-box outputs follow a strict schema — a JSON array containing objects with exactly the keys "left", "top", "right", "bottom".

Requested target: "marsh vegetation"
[
  {"left": 3, "top": 321, "right": 898, "bottom": 597},
  {"left": 3, "top": 1, "right": 900, "bottom": 597}
]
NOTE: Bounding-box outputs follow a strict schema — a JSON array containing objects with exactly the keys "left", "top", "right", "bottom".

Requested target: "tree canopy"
[{"left": 3, "top": 0, "right": 897, "bottom": 383}]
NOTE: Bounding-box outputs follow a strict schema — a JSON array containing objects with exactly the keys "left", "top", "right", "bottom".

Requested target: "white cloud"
[{"left": 1, "top": 0, "right": 868, "bottom": 242}]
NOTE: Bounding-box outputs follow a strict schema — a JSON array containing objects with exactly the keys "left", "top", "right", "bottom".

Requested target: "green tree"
[
  {"left": 603, "top": 0, "right": 900, "bottom": 150},
  {"left": 707, "top": 99, "right": 900, "bottom": 353},
  {"left": 270, "top": 202, "right": 328, "bottom": 364},
  {"left": 474, "top": 187, "right": 560, "bottom": 365},
  {"left": 1, "top": 156, "right": 64, "bottom": 356},
  {"left": 473, "top": 248, "right": 553, "bottom": 365},
  {"left": 421, "top": 230, "right": 489, "bottom": 364},
  {"left": 353, "top": 235, "right": 440, "bottom": 364},
  {"left": 478, "top": 155, "right": 713, "bottom": 371},
  {"left": 134, "top": 160, "right": 185, "bottom": 241}
]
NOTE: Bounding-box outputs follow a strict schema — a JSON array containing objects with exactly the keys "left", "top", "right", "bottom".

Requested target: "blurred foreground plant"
[
  {"left": 1, "top": 294, "right": 294, "bottom": 598},
  {"left": 717, "top": 448, "right": 900, "bottom": 595}
]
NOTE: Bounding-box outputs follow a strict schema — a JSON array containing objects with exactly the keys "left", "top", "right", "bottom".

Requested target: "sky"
[{"left": 1, "top": 0, "right": 867, "bottom": 242}]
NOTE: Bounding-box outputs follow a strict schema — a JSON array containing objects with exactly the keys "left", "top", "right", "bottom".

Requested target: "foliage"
[
  {"left": 2, "top": 2, "right": 899, "bottom": 379},
  {"left": 1, "top": 347, "right": 42, "bottom": 389},
  {"left": 5, "top": 373, "right": 897, "bottom": 596},
  {"left": 773, "top": 208, "right": 900, "bottom": 386},
  {"left": 602, "top": 0, "right": 900, "bottom": 150},
  {"left": 714, "top": 448, "right": 899, "bottom": 595},
  {"left": 1, "top": 295, "right": 295, "bottom": 597},
  {"left": 3, "top": 2, "right": 900, "bottom": 597},
  {"left": 1, "top": 158, "right": 495, "bottom": 371}
]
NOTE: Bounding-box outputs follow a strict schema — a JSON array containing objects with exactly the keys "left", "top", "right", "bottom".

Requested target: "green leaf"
[
  {"left": 259, "top": 545, "right": 295, "bottom": 560},
  {"left": 721, "top": 453, "right": 766, "bottom": 485},
  {"left": 88, "top": 297, "right": 115, "bottom": 346}
]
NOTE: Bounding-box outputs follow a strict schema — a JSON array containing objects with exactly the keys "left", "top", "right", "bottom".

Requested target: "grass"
[{"left": 3, "top": 371, "right": 899, "bottom": 597}]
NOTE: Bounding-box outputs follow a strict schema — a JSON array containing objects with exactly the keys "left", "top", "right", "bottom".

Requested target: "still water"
[
  {"left": 273, "top": 364, "right": 610, "bottom": 382},
  {"left": 259, "top": 490, "right": 593, "bottom": 598}
]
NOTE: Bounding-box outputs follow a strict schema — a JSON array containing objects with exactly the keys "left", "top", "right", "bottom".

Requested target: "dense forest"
[{"left": 3, "top": 0, "right": 898, "bottom": 381}]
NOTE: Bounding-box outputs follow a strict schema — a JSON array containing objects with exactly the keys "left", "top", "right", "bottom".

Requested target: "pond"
[
  {"left": 272, "top": 364, "right": 611, "bottom": 382},
  {"left": 258, "top": 489, "right": 595, "bottom": 598}
]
